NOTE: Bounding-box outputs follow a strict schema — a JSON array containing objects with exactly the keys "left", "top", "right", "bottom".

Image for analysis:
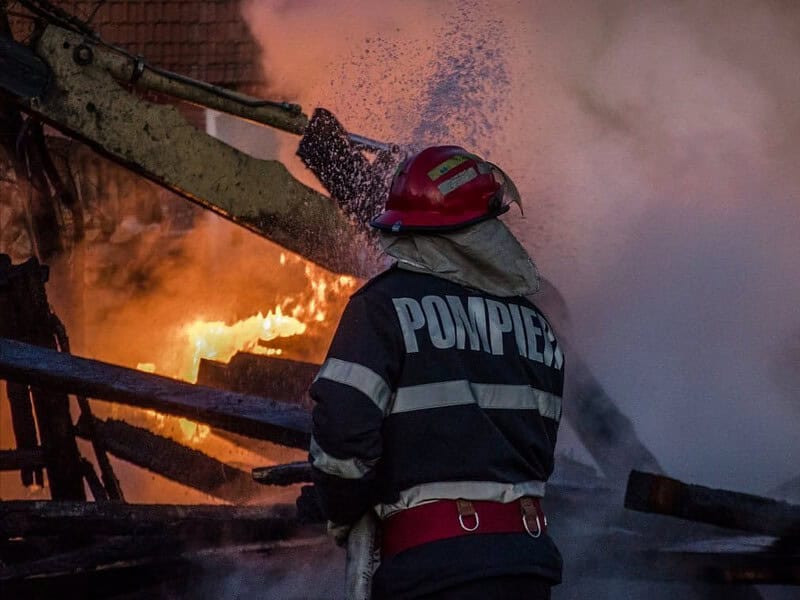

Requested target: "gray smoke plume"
[{"left": 244, "top": 0, "right": 800, "bottom": 495}]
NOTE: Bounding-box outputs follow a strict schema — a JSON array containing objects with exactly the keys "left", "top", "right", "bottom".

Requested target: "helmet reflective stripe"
[
  {"left": 438, "top": 167, "right": 478, "bottom": 195},
  {"left": 428, "top": 155, "right": 468, "bottom": 181}
]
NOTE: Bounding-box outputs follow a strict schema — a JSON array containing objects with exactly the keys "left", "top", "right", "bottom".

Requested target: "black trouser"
[{"left": 413, "top": 575, "right": 551, "bottom": 600}]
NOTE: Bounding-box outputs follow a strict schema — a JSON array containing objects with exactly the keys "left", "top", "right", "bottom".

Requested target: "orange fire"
[
  {"left": 138, "top": 260, "right": 357, "bottom": 384},
  {"left": 180, "top": 306, "right": 306, "bottom": 382}
]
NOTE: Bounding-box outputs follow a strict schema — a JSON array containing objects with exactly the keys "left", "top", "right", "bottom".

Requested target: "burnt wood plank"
[
  {"left": 4, "top": 382, "right": 42, "bottom": 486},
  {"left": 75, "top": 396, "right": 124, "bottom": 501},
  {"left": 0, "top": 337, "right": 311, "bottom": 448},
  {"left": 0, "top": 501, "right": 299, "bottom": 540},
  {"left": 0, "top": 534, "right": 327, "bottom": 586},
  {"left": 54, "top": 317, "right": 124, "bottom": 502},
  {"left": 197, "top": 353, "right": 318, "bottom": 408},
  {"left": 75, "top": 416, "right": 264, "bottom": 502},
  {"left": 1, "top": 257, "right": 84, "bottom": 499},
  {"left": 0, "top": 447, "right": 45, "bottom": 471},
  {"left": 625, "top": 471, "right": 800, "bottom": 538}
]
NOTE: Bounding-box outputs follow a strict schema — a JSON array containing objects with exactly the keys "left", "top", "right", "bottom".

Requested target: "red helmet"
[{"left": 370, "top": 146, "right": 519, "bottom": 233}]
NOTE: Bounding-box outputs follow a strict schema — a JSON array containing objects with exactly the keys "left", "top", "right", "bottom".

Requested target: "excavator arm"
[{"left": 0, "top": 20, "right": 381, "bottom": 276}]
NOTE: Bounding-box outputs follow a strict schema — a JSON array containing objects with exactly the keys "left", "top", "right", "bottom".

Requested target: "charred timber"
[
  {"left": 0, "top": 501, "right": 299, "bottom": 541},
  {"left": 197, "top": 353, "right": 318, "bottom": 408},
  {"left": 74, "top": 396, "right": 124, "bottom": 501},
  {"left": 211, "top": 428, "right": 307, "bottom": 467},
  {"left": 0, "top": 256, "right": 84, "bottom": 499},
  {"left": 1, "top": 537, "right": 329, "bottom": 600},
  {"left": 52, "top": 316, "right": 124, "bottom": 501},
  {"left": 75, "top": 416, "right": 264, "bottom": 502},
  {"left": 0, "top": 535, "right": 183, "bottom": 585},
  {"left": 3, "top": 382, "right": 43, "bottom": 486},
  {"left": 0, "top": 447, "right": 45, "bottom": 471},
  {"left": 625, "top": 471, "right": 800, "bottom": 538},
  {"left": 0, "top": 535, "right": 327, "bottom": 595},
  {"left": 0, "top": 337, "right": 311, "bottom": 448}
]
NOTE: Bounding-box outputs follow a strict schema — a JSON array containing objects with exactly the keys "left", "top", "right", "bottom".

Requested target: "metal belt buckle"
[
  {"left": 520, "top": 497, "right": 543, "bottom": 538},
  {"left": 522, "top": 512, "right": 542, "bottom": 538},
  {"left": 458, "top": 511, "right": 480, "bottom": 532},
  {"left": 456, "top": 499, "right": 480, "bottom": 532}
]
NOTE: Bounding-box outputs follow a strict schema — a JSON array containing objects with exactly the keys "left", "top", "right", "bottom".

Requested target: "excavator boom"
[{"left": 0, "top": 22, "right": 380, "bottom": 276}]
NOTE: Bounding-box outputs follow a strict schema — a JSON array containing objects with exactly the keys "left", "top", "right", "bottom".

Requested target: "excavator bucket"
[
  {"left": 298, "top": 108, "right": 403, "bottom": 225},
  {"left": 298, "top": 108, "right": 373, "bottom": 207}
]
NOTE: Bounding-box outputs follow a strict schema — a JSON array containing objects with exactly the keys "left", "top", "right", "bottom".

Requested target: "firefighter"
[{"left": 309, "top": 146, "right": 564, "bottom": 599}]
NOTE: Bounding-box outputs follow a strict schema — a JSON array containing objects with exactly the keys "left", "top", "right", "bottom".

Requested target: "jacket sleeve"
[{"left": 308, "top": 291, "right": 402, "bottom": 525}]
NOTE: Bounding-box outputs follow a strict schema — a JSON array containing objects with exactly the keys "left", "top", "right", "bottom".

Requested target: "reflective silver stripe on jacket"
[
  {"left": 310, "top": 436, "right": 376, "bottom": 480},
  {"left": 315, "top": 358, "right": 393, "bottom": 415},
  {"left": 374, "top": 480, "right": 547, "bottom": 519},
  {"left": 390, "top": 380, "right": 561, "bottom": 421}
]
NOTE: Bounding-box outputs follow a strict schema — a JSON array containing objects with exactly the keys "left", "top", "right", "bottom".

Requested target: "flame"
[
  {"left": 178, "top": 418, "right": 211, "bottom": 443},
  {"left": 182, "top": 306, "right": 306, "bottom": 383},
  {"left": 118, "top": 233, "right": 357, "bottom": 471},
  {"left": 138, "top": 263, "right": 357, "bottom": 383}
]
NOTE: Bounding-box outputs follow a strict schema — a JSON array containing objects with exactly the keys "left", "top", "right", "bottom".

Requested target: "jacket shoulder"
[{"left": 350, "top": 265, "right": 411, "bottom": 299}]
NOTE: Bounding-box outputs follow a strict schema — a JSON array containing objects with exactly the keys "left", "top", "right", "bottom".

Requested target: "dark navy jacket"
[{"left": 309, "top": 266, "right": 564, "bottom": 598}]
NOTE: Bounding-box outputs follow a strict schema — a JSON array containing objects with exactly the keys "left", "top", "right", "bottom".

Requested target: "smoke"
[
  {"left": 184, "top": 540, "right": 344, "bottom": 600},
  {"left": 243, "top": 0, "right": 800, "bottom": 493}
]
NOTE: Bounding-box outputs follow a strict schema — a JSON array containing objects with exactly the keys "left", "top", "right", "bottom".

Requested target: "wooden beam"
[
  {"left": 75, "top": 416, "right": 264, "bottom": 502},
  {"left": 533, "top": 281, "right": 663, "bottom": 481},
  {"left": 78, "top": 458, "right": 108, "bottom": 502},
  {"left": 3, "top": 382, "right": 42, "bottom": 486},
  {"left": 0, "top": 448, "right": 45, "bottom": 471},
  {"left": 75, "top": 396, "right": 123, "bottom": 501},
  {"left": 0, "top": 536, "right": 181, "bottom": 584},
  {"left": 0, "top": 337, "right": 311, "bottom": 448},
  {"left": 625, "top": 471, "right": 800, "bottom": 537},
  {"left": 0, "top": 501, "right": 300, "bottom": 540},
  {"left": 1, "top": 257, "right": 84, "bottom": 500},
  {"left": 197, "top": 353, "right": 317, "bottom": 407},
  {"left": 0, "top": 534, "right": 327, "bottom": 589}
]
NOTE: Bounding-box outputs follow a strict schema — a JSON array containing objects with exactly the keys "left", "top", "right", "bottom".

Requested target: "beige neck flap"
[{"left": 379, "top": 219, "right": 540, "bottom": 298}]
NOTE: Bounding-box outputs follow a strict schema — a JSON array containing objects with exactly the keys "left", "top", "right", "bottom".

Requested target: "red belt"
[{"left": 381, "top": 497, "right": 547, "bottom": 559}]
